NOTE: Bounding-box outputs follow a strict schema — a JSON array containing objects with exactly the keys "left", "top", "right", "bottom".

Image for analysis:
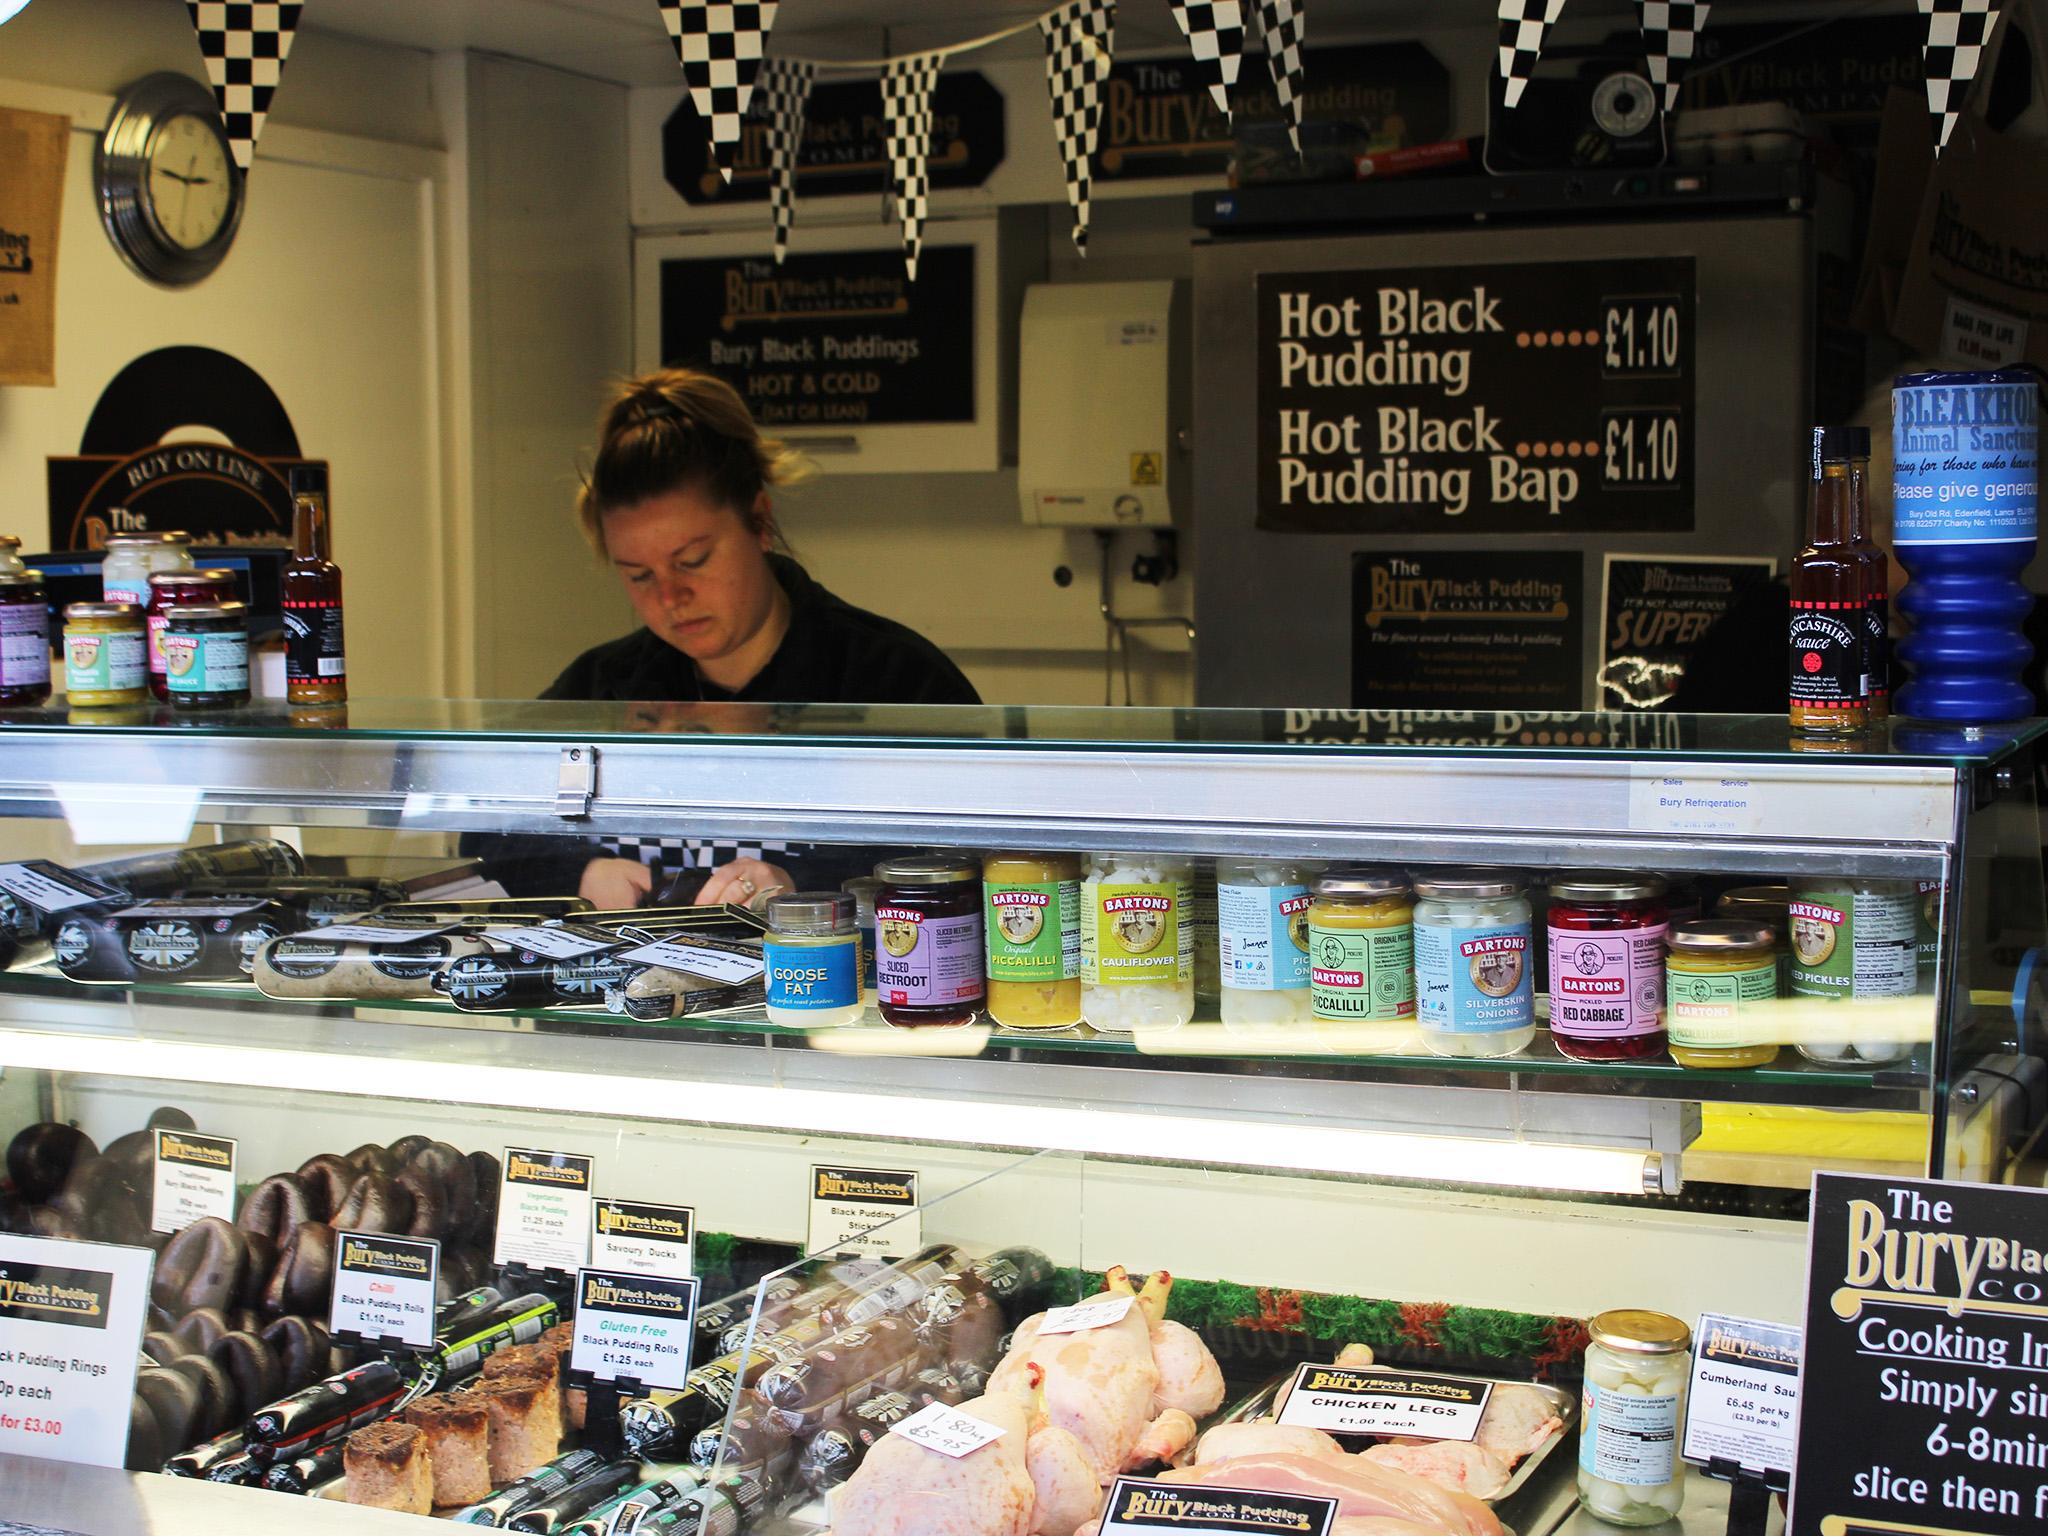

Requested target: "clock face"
[{"left": 145, "top": 113, "right": 234, "bottom": 251}]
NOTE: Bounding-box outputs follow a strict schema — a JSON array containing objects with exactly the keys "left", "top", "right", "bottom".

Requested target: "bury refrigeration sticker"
[
  {"left": 494, "top": 1148, "right": 596, "bottom": 1272},
  {"left": 151, "top": 1128, "right": 237, "bottom": 1234},
  {"left": 807, "top": 1165, "right": 920, "bottom": 1259}
]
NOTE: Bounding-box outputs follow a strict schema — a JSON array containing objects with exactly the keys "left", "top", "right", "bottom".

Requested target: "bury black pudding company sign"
[{"left": 1256, "top": 260, "right": 1696, "bottom": 535}]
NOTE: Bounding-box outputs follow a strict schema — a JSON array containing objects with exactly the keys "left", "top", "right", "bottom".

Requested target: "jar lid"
[
  {"left": 64, "top": 601, "right": 143, "bottom": 620},
  {"left": 104, "top": 531, "right": 189, "bottom": 547},
  {"left": 873, "top": 853, "right": 980, "bottom": 885},
  {"left": 1589, "top": 1308, "right": 1692, "bottom": 1355},
  {"left": 841, "top": 875, "right": 883, "bottom": 897},
  {"left": 767, "top": 891, "right": 856, "bottom": 935},
  {"left": 150, "top": 568, "right": 237, "bottom": 588},
  {"left": 1669, "top": 918, "right": 1776, "bottom": 952},
  {"left": 1413, "top": 868, "right": 1524, "bottom": 901},
  {"left": 1548, "top": 870, "right": 1666, "bottom": 902},
  {"left": 1315, "top": 867, "right": 1411, "bottom": 900},
  {"left": 0, "top": 536, "right": 20, "bottom": 550},
  {"left": 1716, "top": 885, "right": 1790, "bottom": 917},
  {"left": 163, "top": 601, "right": 247, "bottom": 622},
  {"left": 0, "top": 572, "right": 43, "bottom": 588}
]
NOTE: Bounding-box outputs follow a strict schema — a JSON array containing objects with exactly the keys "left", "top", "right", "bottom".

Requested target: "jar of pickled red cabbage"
[{"left": 1547, "top": 873, "right": 1668, "bottom": 1062}]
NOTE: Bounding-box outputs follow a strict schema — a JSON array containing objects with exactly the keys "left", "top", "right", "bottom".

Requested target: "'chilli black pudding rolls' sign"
[
  {"left": 660, "top": 247, "right": 974, "bottom": 429},
  {"left": 1257, "top": 260, "right": 1695, "bottom": 534},
  {"left": 1790, "top": 1172, "right": 2048, "bottom": 1536}
]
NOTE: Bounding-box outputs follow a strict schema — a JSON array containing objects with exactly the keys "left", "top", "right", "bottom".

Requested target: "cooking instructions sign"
[{"left": 1257, "top": 260, "right": 1695, "bottom": 533}]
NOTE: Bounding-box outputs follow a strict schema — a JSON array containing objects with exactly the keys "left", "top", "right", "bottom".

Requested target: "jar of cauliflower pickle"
[
  {"left": 1216, "top": 857, "right": 1316, "bottom": 1027},
  {"left": 983, "top": 851, "right": 1082, "bottom": 1030},
  {"left": 1308, "top": 871, "right": 1415, "bottom": 1038},
  {"left": 1080, "top": 852, "right": 1194, "bottom": 1033},
  {"left": 1579, "top": 1309, "right": 1690, "bottom": 1526},
  {"left": 1413, "top": 871, "right": 1534, "bottom": 1058},
  {"left": 1665, "top": 920, "right": 1781, "bottom": 1069}
]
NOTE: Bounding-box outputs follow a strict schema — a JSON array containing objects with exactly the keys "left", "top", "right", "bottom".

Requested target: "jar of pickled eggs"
[{"left": 1578, "top": 1309, "right": 1691, "bottom": 1526}]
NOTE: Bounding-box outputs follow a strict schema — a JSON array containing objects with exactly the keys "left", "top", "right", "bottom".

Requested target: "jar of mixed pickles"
[
  {"left": 983, "top": 852, "right": 1082, "bottom": 1030},
  {"left": 62, "top": 602, "right": 147, "bottom": 707},
  {"left": 1546, "top": 873, "right": 1668, "bottom": 1062},
  {"left": 162, "top": 602, "right": 250, "bottom": 709},
  {"left": 873, "top": 854, "right": 984, "bottom": 1027},
  {"left": 101, "top": 531, "right": 193, "bottom": 606},
  {"left": 1789, "top": 878, "right": 1916, "bottom": 1065},
  {"left": 1080, "top": 852, "right": 1194, "bottom": 1033},
  {"left": 1578, "top": 1309, "right": 1690, "bottom": 1526},
  {"left": 1216, "top": 857, "right": 1316, "bottom": 1027},
  {"left": 1665, "top": 920, "right": 1780, "bottom": 1069},
  {"left": 0, "top": 571, "right": 51, "bottom": 706},
  {"left": 147, "top": 568, "right": 237, "bottom": 699},
  {"left": 1308, "top": 870, "right": 1415, "bottom": 1031},
  {"left": 763, "top": 892, "right": 862, "bottom": 1029},
  {"left": 1413, "top": 870, "right": 1534, "bottom": 1058},
  {"left": 1714, "top": 886, "right": 1792, "bottom": 990}
]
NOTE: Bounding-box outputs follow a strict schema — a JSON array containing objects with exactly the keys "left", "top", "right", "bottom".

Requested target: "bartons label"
[
  {"left": 1103, "top": 895, "right": 1172, "bottom": 913},
  {"left": 154, "top": 1130, "right": 232, "bottom": 1170},
  {"left": 812, "top": 1168, "right": 916, "bottom": 1206},
  {"left": 0, "top": 1262, "right": 113, "bottom": 1329},
  {"left": 1789, "top": 901, "right": 1846, "bottom": 927},
  {"left": 505, "top": 1150, "right": 594, "bottom": 1189}
]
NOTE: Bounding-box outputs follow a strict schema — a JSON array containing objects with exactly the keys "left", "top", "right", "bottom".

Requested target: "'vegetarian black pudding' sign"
[{"left": 1256, "top": 260, "right": 1696, "bottom": 535}]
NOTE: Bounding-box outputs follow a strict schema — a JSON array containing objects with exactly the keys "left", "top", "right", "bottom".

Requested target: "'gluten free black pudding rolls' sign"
[
  {"left": 1790, "top": 1172, "right": 2048, "bottom": 1536},
  {"left": 1257, "top": 260, "right": 1695, "bottom": 534}
]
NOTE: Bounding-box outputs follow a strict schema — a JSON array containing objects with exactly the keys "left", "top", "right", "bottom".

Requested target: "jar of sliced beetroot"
[
  {"left": 874, "top": 853, "right": 985, "bottom": 1027},
  {"left": 1546, "top": 872, "right": 1669, "bottom": 1061}
]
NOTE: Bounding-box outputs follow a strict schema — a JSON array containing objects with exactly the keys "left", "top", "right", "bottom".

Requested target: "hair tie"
[{"left": 631, "top": 396, "right": 684, "bottom": 427}]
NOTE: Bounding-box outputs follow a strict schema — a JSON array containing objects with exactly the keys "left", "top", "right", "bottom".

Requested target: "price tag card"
[
  {"left": 1684, "top": 1312, "right": 1801, "bottom": 1476},
  {"left": 150, "top": 1128, "right": 236, "bottom": 1234},
  {"left": 567, "top": 1268, "right": 699, "bottom": 1392},
  {"left": 618, "top": 939, "right": 765, "bottom": 984},
  {"left": 495, "top": 926, "right": 618, "bottom": 960},
  {"left": 1103, "top": 1477, "right": 1338, "bottom": 1535},
  {"left": 889, "top": 1401, "right": 1009, "bottom": 1459},
  {"left": 807, "top": 1165, "right": 920, "bottom": 1259},
  {"left": 292, "top": 921, "right": 457, "bottom": 945},
  {"left": 1038, "top": 1295, "right": 1135, "bottom": 1336},
  {"left": 493, "top": 1147, "right": 595, "bottom": 1271},
  {"left": 329, "top": 1232, "right": 439, "bottom": 1350},
  {"left": 0, "top": 862, "right": 116, "bottom": 914},
  {"left": 591, "top": 1199, "right": 695, "bottom": 1280},
  {"left": 0, "top": 1233, "right": 152, "bottom": 1468},
  {"left": 1276, "top": 1364, "right": 1493, "bottom": 1441}
]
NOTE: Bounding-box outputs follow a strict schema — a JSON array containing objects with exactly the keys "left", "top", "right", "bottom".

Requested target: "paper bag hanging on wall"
[{"left": 0, "top": 107, "right": 69, "bottom": 388}]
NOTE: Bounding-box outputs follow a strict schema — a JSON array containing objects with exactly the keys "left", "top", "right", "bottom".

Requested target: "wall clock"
[{"left": 97, "top": 73, "right": 244, "bottom": 286}]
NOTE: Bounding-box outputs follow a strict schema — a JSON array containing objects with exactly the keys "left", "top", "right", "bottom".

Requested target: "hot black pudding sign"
[{"left": 1791, "top": 1173, "right": 2048, "bottom": 1536}]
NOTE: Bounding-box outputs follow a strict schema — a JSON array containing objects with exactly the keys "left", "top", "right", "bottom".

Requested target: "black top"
[{"left": 543, "top": 554, "right": 980, "bottom": 705}]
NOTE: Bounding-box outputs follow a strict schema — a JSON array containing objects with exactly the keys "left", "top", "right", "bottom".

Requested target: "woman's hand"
[
  {"left": 697, "top": 857, "right": 794, "bottom": 909},
  {"left": 579, "top": 857, "right": 654, "bottom": 910}
]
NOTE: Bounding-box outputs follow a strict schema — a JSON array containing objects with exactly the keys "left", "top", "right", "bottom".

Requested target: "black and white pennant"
[
  {"left": 1167, "top": 0, "right": 1246, "bottom": 117},
  {"left": 1919, "top": 0, "right": 2001, "bottom": 151},
  {"left": 880, "top": 50, "right": 946, "bottom": 280},
  {"left": 658, "top": 0, "right": 782, "bottom": 183},
  {"left": 1497, "top": 0, "right": 1568, "bottom": 109},
  {"left": 1253, "top": 0, "right": 1308, "bottom": 152},
  {"left": 184, "top": 1, "right": 304, "bottom": 171},
  {"left": 1636, "top": 1, "right": 1712, "bottom": 112},
  {"left": 1040, "top": 0, "right": 1117, "bottom": 253},
  {"left": 755, "top": 56, "right": 815, "bottom": 263}
]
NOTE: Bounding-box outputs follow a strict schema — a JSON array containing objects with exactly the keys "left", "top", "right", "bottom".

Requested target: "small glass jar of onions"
[{"left": 1578, "top": 1308, "right": 1692, "bottom": 1525}]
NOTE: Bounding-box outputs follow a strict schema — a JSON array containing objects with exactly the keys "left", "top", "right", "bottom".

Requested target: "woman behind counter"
[{"left": 484, "top": 368, "right": 978, "bottom": 907}]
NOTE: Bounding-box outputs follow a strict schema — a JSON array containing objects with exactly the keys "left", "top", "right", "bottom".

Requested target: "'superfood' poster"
[
  {"left": 1351, "top": 550, "right": 1581, "bottom": 711},
  {"left": 1258, "top": 259, "right": 1696, "bottom": 534},
  {"left": 1599, "top": 554, "right": 1775, "bottom": 710}
]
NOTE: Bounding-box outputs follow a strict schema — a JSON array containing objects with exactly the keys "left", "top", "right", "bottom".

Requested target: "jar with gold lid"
[
  {"left": 63, "top": 602, "right": 147, "bottom": 707},
  {"left": 0, "top": 571, "right": 51, "bottom": 705},
  {"left": 1308, "top": 870, "right": 1415, "bottom": 1044},
  {"left": 1578, "top": 1308, "right": 1691, "bottom": 1525},
  {"left": 1666, "top": 919, "right": 1781, "bottom": 1068},
  {"left": 984, "top": 851, "right": 1082, "bottom": 1030}
]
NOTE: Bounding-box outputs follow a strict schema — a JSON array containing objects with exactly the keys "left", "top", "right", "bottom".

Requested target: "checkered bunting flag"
[
  {"left": 1636, "top": 2, "right": 1711, "bottom": 112},
  {"left": 658, "top": 0, "right": 782, "bottom": 182},
  {"left": 1167, "top": 0, "right": 1246, "bottom": 117},
  {"left": 1919, "top": 0, "right": 2002, "bottom": 151},
  {"left": 184, "top": 2, "right": 304, "bottom": 171},
  {"left": 1253, "top": 0, "right": 1308, "bottom": 152},
  {"left": 1497, "top": 0, "right": 1568, "bottom": 109},
  {"left": 881, "top": 51, "right": 945, "bottom": 281},
  {"left": 1039, "top": 0, "right": 1116, "bottom": 254},
  {"left": 755, "top": 56, "right": 815, "bottom": 264}
]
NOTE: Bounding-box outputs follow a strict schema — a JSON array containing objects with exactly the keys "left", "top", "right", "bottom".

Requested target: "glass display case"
[{"left": 0, "top": 701, "right": 2041, "bottom": 1535}]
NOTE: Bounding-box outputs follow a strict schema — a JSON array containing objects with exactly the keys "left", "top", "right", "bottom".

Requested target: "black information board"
[
  {"left": 659, "top": 247, "right": 974, "bottom": 429},
  {"left": 1599, "top": 555, "right": 1775, "bottom": 710},
  {"left": 1257, "top": 260, "right": 1696, "bottom": 535},
  {"left": 1791, "top": 1172, "right": 2048, "bottom": 1536},
  {"left": 1352, "top": 550, "right": 1581, "bottom": 711}
]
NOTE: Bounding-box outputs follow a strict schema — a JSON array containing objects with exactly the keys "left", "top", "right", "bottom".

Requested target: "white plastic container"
[
  {"left": 1080, "top": 852, "right": 1194, "bottom": 1032},
  {"left": 763, "top": 892, "right": 863, "bottom": 1029},
  {"left": 1216, "top": 857, "right": 1315, "bottom": 1026},
  {"left": 1413, "top": 870, "right": 1535, "bottom": 1058}
]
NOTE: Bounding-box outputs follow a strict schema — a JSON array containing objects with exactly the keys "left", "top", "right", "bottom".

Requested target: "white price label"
[
  {"left": 618, "top": 940, "right": 764, "bottom": 984},
  {"left": 807, "top": 1165, "right": 920, "bottom": 1260},
  {"left": 0, "top": 863, "right": 110, "bottom": 913},
  {"left": 493, "top": 1147, "right": 595, "bottom": 1272},
  {"left": 567, "top": 1268, "right": 699, "bottom": 1392},
  {"left": 1683, "top": 1311, "right": 1801, "bottom": 1476},
  {"left": 890, "top": 1402, "right": 1008, "bottom": 1459},
  {"left": 150, "top": 1129, "right": 236, "bottom": 1235},
  {"left": 329, "top": 1232, "right": 439, "bottom": 1350},
  {"left": 0, "top": 1234, "right": 152, "bottom": 1469},
  {"left": 1276, "top": 1364, "right": 1493, "bottom": 1441},
  {"left": 1037, "top": 1296, "right": 1134, "bottom": 1336},
  {"left": 495, "top": 926, "right": 618, "bottom": 960},
  {"left": 590, "top": 1199, "right": 694, "bottom": 1280},
  {"left": 112, "top": 902, "right": 266, "bottom": 920},
  {"left": 291, "top": 921, "right": 457, "bottom": 945}
]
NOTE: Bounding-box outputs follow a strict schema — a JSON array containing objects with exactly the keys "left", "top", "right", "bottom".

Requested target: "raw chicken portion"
[
  {"left": 1195, "top": 1421, "right": 1347, "bottom": 1465},
  {"left": 1363, "top": 1441, "right": 1512, "bottom": 1500},
  {"left": 1273, "top": 1341, "right": 1376, "bottom": 1416},
  {"left": 1150, "top": 1319, "right": 1225, "bottom": 1417},
  {"left": 1027, "top": 1419, "right": 1103, "bottom": 1536},
  {"left": 1473, "top": 1383, "right": 1564, "bottom": 1464},
  {"left": 1155, "top": 1452, "right": 1505, "bottom": 1536},
  {"left": 829, "top": 1386, "right": 1035, "bottom": 1536}
]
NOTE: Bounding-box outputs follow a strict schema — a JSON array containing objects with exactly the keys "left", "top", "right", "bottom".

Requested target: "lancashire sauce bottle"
[
  {"left": 1845, "top": 435, "right": 1890, "bottom": 722},
  {"left": 1789, "top": 428, "right": 1869, "bottom": 735},
  {"left": 284, "top": 465, "right": 347, "bottom": 705}
]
